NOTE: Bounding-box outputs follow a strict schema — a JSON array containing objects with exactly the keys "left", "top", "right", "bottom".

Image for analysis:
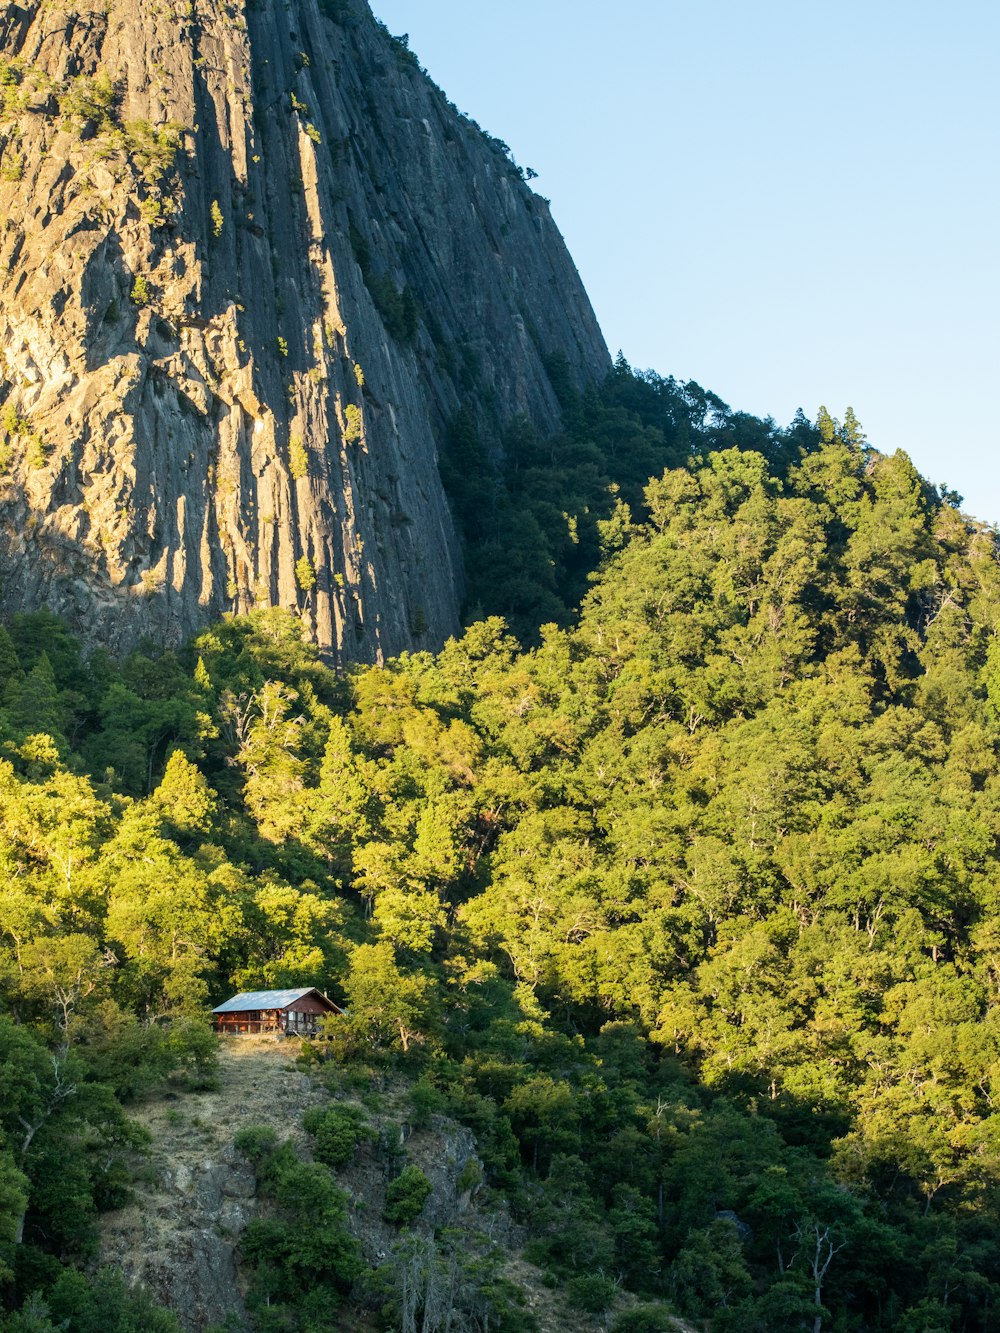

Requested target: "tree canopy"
[{"left": 1, "top": 379, "right": 999, "bottom": 1331}]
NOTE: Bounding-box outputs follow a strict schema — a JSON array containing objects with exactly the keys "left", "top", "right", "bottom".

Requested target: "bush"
[
  {"left": 288, "top": 435, "right": 309, "bottom": 479},
  {"left": 409, "top": 1077, "right": 446, "bottom": 1127},
  {"left": 565, "top": 1272, "right": 618, "bottom": 1314},
  {"left": 122, "top": 119, "right": 183, "bottom": 185},
  {"left": 383, "top": 1165, "right": 432, "bottom": 1224},
  {"left": 234, "top": 1125, "right": 279, "bottom": 1163},
  {"left": 164, "top": 1017, "right": 219, "bottom": 1089},
  {"left": 343, "top": 403, "right": 363, "bottom": 444},
  {"left": 139, "top": 197, "right": 165, "bottom": 226},
  {"left": 47, "top": 1267, "right": 182, "bottom": 1331},
  {"left": 1, "top": 404, "right": 31, "bottom": 438},
  {"left": 302, "top": 1104, "right": 370, "bottom": 1167},
  {"left": 295, "top": 555, "right": 317, "bottom": 594},
  {"left": 59, "top": 71, "right": 116, "bottom": 128},
  {"left": 456, "top": 1157, "right": 482, "bottom": 1195},
  {"left": 240, "top": 1158, "right": 362, "bottom": 1317}
]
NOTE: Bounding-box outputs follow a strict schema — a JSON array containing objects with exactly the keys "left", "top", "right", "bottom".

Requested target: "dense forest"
[{"left": 1, "top": 364, "right": 999, "bottom": 1331}]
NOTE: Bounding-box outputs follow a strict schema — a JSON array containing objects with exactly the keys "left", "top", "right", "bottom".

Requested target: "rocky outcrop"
[
  {"left": 100, "top": 1045, "right": 328, "bottom": 1329},
  {"left": 99, "top": 1041, "right": 519, "bottom": 1331},
  {"left": 0, "top": 0, "right": 608, "bottom": 661}
]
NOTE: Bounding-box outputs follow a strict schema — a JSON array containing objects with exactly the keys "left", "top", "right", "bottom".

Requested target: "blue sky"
[{"left": 371, "top": 1, "right": 999, "bottom": 524}]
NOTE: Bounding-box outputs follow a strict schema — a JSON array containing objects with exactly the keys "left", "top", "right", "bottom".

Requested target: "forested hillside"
[
  {"left": 1, "top": 375, "right": 999, "bottom": 1331},
  {"left": 440, "top": 353, "right": 821, "bottom": 637}
]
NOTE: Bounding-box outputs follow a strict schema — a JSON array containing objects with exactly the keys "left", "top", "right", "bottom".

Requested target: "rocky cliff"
[{"left": 0, "top": 0, "right": 608, "bottom": 660}]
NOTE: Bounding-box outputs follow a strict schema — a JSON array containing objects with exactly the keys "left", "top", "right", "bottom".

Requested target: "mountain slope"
[
  {"left": 99, "top": 1040, "right": 650, "bottom": 1333},
  {"left": 0, "top": 0, "right": 607, "bottom": 660}
]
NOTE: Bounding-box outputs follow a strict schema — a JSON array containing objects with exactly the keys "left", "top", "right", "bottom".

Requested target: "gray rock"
[{"left": 0, "top": 0, "right": 608, "bottom": 661}]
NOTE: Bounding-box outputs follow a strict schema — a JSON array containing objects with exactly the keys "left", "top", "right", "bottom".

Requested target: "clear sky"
[{"left": 370, "top": 1, "right": 999, "bottom": 525}]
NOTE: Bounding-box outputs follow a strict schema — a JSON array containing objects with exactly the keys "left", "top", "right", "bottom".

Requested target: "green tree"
[{"left": 340, "top": 942, "right": 439, "bottom": 1055}]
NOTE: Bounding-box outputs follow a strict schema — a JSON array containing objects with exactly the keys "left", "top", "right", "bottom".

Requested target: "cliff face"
[{"left": 0, "top": 0, "right": 608, "bottom": 660}]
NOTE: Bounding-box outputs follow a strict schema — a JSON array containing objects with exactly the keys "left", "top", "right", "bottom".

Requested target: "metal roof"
[{"left": 211, "top": 988, "right": 324, "bottom": 1014}]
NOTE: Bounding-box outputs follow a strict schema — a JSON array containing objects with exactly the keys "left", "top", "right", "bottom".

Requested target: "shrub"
[
  {"left": 234, "top": 1125, "right": 279, "bottom": 1163},
  {"left": 288, "top": 435, "right": 308, "bottom": 479},
  {"left": 139, "top": 197, "right": 165, "bottom": 226},
  {"left": 122, "top": 119, "right": 183, "bottom": 185},
  {"left": 240, "top": 1156, "right": 362, "bottom": 1316},
  {"left": 164, "top": 1017, "right": 219, "bottom": 1089},
  {"left": 383, "top": 1165, "right": 432, "bottom": 1224},
  {"left": 25, "top": 435, "right": 48, "bottom": 469},
  {"left": 303, "top": 1104, "right": 371, "bottom": 1167},
  {"left": 409, "top": 1078, "right": 446, "bottom": 1127},
  {"left": 130, "top": 275, "right": 150, "bottom": 305},
  {"left": 566, "top": 1273, "right": 617, "bottom": 1314},
  {"left": 295, "top": 556, "right": 317, "bottom": 594},
  {"left": 1, "top": 403, "right": 30, "bottom": 437},
  {"left": 59, "top": 71, "right": 116, "bottom": 127},
  {"left": 210, "top": 198, "right": 224, "bottom": 238},
  {"left": 0, "top": 58, "right": 27, "bottom": 120},
  {"left": 367, "top": 273, "right": 417, "bottom": 341},
  {"left": 343, "top": 403, "right": 363, "bottom": 443},
  {"left": 456, "top": 1157, "right": 483, "bottom": 1195},
  {"left": 1, "top": 404, "right": 46, "bottom": 467}
]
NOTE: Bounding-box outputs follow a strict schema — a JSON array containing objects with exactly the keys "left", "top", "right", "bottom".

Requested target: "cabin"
[{"left": 212, "top": 988, "right": 343, "bottom": 1036}]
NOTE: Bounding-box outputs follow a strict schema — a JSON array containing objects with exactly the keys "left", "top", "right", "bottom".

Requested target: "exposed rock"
[
  {"left": 99, "top": 1041, "right": 331, "bottom": 1328},
  {"left": 100, "top": 1041, "right": 524, "bottom": 1331},
  {"left": 0, "top": 0, "right": 608, "bottom": 661}
]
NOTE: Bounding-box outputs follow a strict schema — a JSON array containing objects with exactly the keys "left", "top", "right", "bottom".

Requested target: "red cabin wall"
[
  {"left": 214, "top": 993, "right": 342, "bottom": 1035},
  {"left": 286, "top": 994, "right": 336, "bottom": 1015}
]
